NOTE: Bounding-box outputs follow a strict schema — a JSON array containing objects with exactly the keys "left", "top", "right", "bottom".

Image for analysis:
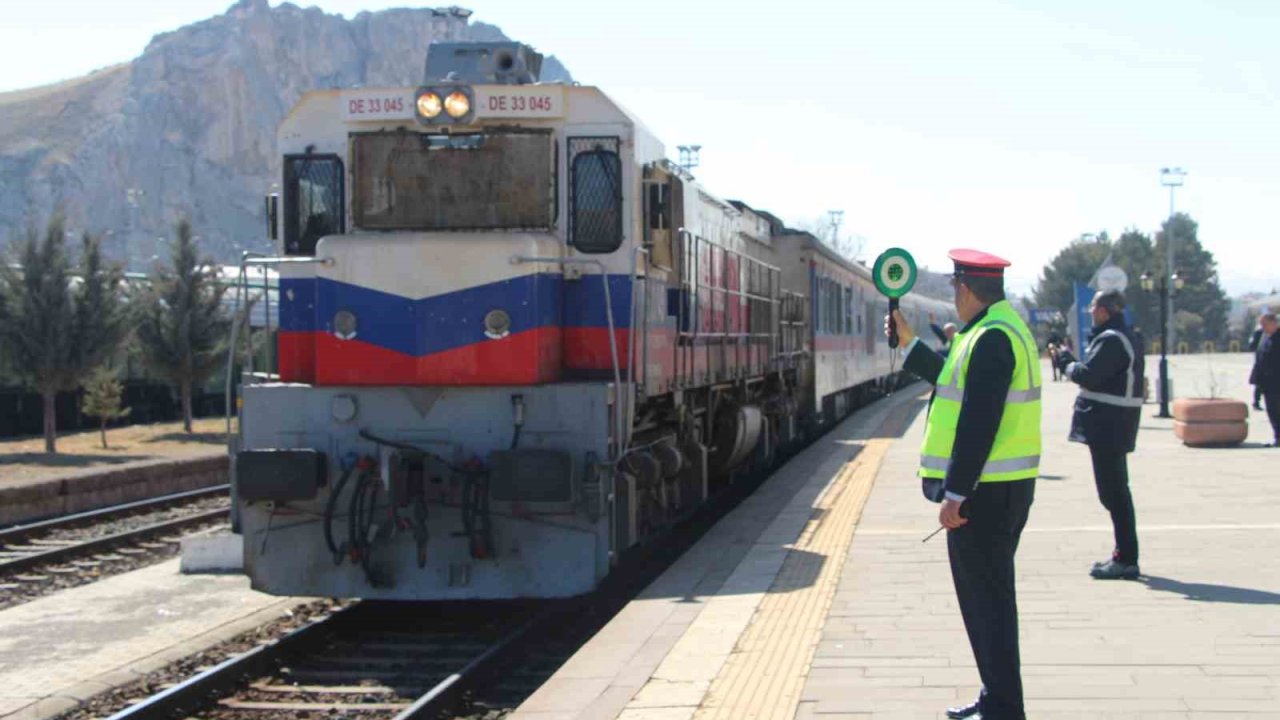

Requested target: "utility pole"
[
  {"left": 1160, "top": 167, "right": 1186, "bottom": 353},
  {"left": 827, "top": 210, "right": 844, "bottom": 246}
]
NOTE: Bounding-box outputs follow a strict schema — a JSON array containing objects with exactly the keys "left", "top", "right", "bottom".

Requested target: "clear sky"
[{"left": 3, "top": 0, "right": 1278, "bottom": 297}]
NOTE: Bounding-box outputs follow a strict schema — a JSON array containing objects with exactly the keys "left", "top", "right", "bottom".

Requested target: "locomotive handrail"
[
  {"left": 510, "top": 255, "right": 627, "bottom": 460},
  {"left": 224, "top": 252, "right": 335, "bottom": 530},
  {"left": 630, "top": 247, "right": 650, "bottom": 444},
  {"left": 674, "top": 229, "right": 785, "bottom": 385}
]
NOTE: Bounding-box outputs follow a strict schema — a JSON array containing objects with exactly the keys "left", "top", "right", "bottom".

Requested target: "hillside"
[{"left": 0, "top": 1, "right": 570, "bottom": 268}]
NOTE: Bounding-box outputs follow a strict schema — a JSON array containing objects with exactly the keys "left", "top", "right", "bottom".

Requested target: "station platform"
[
  {"left": 0, "top": 451, "right": 226, "bottom": 527},
  {"left": 512, "top": 353, "right": 1280, "bottom": 720},
  {"left": 0, "top": 558, "right": 301, "bottom": 720}
]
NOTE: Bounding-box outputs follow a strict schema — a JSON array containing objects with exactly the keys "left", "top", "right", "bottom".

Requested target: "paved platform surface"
[
  {"left": 0, "top": 558, "right": 301, "bottom": 720},
  {"left": 513, "top": 353, "right": 1280, "bottom": 719}
]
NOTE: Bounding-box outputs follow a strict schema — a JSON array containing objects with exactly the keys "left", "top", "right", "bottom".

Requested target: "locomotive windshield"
[{"left": 350, "top": 129, "right": 554, "bottom": 231}]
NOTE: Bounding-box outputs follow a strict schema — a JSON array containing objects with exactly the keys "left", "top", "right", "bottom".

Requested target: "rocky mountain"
[{"left": 0, "top": 1, "right": 570, "bottom": 268}]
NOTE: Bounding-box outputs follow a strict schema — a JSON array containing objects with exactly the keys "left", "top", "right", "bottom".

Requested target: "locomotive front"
[{"left": 235, "top": 43, "right": 649, "bottom": 599}]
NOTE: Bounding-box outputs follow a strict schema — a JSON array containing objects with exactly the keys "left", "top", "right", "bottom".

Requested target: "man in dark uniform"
[
  {"left": 1250, "top": 317, "right": 1268, "bottom": 411},
  {"left": 1057, "top": 290, "right": 1145, "bottom": 579},
  {"left": 890, "top": 249, "right": 1040, "bottom": 720},
  {"left": 1256, "top": 312, "right": 1280, "bottom": 446}
]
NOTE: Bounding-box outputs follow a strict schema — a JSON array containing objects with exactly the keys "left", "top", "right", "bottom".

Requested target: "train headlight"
[
  {"left": 333, "top": 310, "right": 358, "bottom": 340},
  {"left": 484, "top": 309, "right": 511, "bottom": 339},
  {"left": 444, "top": 91, "right": 471, "bottom": 119},
  {"left": 416, "top": 91, "right": 443, "bottom": 119}
]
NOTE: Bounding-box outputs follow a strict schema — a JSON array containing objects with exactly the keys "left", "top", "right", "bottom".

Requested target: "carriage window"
[
  {"left": 351, "top": 130, "right": 553, "bottom": 230},
  {"left": 284, "top": 154, "right": 344, "bottom": 256},
  {"left": 569, "top": 137, "right": 622, "bottom": 253}
]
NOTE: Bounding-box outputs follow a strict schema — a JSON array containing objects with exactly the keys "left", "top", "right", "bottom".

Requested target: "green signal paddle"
[{"left": 872, "top": 248, "right": 917, "bottom": 349}]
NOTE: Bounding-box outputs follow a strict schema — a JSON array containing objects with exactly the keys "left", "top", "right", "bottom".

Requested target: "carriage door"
[{"left": 640, "top": 165, "right": 677, "bottom": 393}]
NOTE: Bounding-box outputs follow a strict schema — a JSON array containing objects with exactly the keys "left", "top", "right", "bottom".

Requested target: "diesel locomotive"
[{"left": 231, "top": 41, "right": 954, "bottom": 600}]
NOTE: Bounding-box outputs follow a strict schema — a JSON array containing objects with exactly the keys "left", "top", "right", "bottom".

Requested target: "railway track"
[
  {"left": 54, "top": 388, "right": 919, "bottom": 720},
  {"left": 0, "top": 485, "right": 231, "bottom": 608},
  {"left": 102, "top": 600, "right": 550, "bottom": 720}
]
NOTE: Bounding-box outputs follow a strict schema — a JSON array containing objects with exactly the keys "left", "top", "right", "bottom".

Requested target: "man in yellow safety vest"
[{"left": 889, "top": 249, "right": 1041, "bottom": 720}]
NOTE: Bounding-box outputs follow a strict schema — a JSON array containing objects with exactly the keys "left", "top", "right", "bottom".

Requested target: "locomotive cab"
[{"left": 271, "top": 42, "right": 642, "bottom": 388}]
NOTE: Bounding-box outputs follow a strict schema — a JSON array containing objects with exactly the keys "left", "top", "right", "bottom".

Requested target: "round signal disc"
[{"left": 872, "top": 248, "right": 917, "bottom": 299}]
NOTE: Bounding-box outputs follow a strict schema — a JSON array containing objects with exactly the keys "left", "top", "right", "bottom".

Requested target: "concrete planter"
[{"left": 1172, "top": 398, "right": 1249, "bottom": 447}]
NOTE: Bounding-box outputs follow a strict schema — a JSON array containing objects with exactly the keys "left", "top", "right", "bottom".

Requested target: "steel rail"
[
  {"left": 0, "top": 507, "right": 229, "bottom": 575},
  {"left": 102, "top": 606, "right": 353, "bottom": 720},
  {"left": 0, "top": 484, "right": 229, "bottom": 541},
  {"left": 392, "top": 604, "right": 559, "bottom": 719},
  {"left": 99, "top": 602, "right": 547, "bottom": 720}
]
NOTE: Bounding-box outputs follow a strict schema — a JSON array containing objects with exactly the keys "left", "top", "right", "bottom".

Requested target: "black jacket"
[
  {"left": 1065, "top": 316, "right": 1144, "bottom": 453},
  {"left": 1258, "top": 331, "right": 1280, "bottom": 392},
  {"left": 905, "top": 306, "right": 1017, "bottom": 501},
  {"left": 1250, "top": 328, "right": 1266, "bottom": 386}
]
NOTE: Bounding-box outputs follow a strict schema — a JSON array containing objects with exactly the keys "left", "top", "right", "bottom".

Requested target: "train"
[{"left": 232, "top": 41, "right": 955, "bottom": 600}]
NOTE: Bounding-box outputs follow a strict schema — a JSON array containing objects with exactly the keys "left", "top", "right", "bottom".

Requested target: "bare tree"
[{"left": 792, "top": 215, "right": 868, "bottom": 263}]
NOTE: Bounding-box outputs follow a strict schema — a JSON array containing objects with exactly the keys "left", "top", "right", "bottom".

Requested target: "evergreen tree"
[
  {"left": 1033, "top": 217, "right": 1229, "bottom": 347},
  {"left": 135, "top": 219, "right": 230, "bottom": 432},
  {"left": 1032, "top": 232, "right": 1111, "bottom": 319},
  {"left": 0, "top": 217, "right": 129, "bottom": 452},
  {"left": 1154, "top": 213, "right": 1229, "bottom": 344},
  {"left": 82, "top": 366, "right": 132, "bottom": 449}
]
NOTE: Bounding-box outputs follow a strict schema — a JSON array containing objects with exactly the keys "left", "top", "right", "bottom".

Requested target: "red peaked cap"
[{"left": 949, "top": 248, "right": 1011, "bottom": 278}]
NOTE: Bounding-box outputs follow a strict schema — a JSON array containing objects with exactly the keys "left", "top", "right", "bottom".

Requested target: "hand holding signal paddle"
[{"left": 872, "top": 248, "right": 918, "bottom": 349}]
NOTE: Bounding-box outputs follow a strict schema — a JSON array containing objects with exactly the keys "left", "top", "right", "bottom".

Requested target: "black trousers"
[
  {"left": 1254, "top": 384, "right": 1264, "bottom": 407},
  {"left": 948, "top": 479, "right": 1035, "bottom": 720},
  {"left": 1265, "top": 387, "right": 1280, "bottom": 443},
  {"left": 1089, "top": 445, "right": 1139, "bottom": 565}
]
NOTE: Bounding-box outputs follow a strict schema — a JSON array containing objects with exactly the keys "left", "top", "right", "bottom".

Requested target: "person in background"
[
  {"left": 929, "top": 313, "right": 959, "bottom": 356},
  {"left": 1058, "top": 290, "right": 1145, "bottom": 579},
  {"left": 1047, "top": 332, "right": 1063, "bottom": 381},
  {"left": 1255, "top": 313, "right": 1280, "bottom": 446},
  {"left": 1249, "top": 318, "right": 1266, "bottom": 411}
]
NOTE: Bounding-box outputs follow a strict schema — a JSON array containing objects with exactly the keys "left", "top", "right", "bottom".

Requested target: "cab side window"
[
  {"left": 569, "top": 137, "right": 622, "bottom": 253},
  {"left": 284, "top": 153, "right": 344, "bottom": 256}
]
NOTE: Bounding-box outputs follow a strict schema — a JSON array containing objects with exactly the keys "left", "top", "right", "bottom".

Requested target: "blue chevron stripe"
[{"left": 278, "top": 273, "right": 634, "bottom": 358}]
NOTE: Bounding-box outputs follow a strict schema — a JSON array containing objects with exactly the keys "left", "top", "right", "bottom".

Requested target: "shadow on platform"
[
  {"left": 869, "top": 397, "right": 928, "bottom": 440},
  {"left": 0, "top": 453, "right": 151, "bottom": 468},
  {"left": 145, "top": 432, "right": 227, "bottom": 444},
  {"left": 1188, "top": 441, "right": 1274, "bottom": 450},
  {"left": 1140, "top": 575, "right": 1280, "bottom": 605}
]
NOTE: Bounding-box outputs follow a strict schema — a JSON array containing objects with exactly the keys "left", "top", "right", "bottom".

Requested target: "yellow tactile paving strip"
[
  {"left": 692, "top": 439, "right": 888, "bottom": 720},
  {"left": 693, "top": 402, "right": 915, "bottom": 720}
]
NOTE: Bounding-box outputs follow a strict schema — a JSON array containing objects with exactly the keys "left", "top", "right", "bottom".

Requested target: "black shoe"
[
  {"left": 1254, "top": 404, "right": 1264, "bottom": 411},
  {"left": 946, "top": 699, "right": 981, "bottom": 719},
  {"left": 1091, "top": 559, "right": 1140, "bottom": 580}
]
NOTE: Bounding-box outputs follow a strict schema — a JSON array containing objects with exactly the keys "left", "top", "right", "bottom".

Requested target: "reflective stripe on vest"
[
  {"left": 1075, "top": 329, "right": 1142, "bottom": 408},
  {"left": 920, "top": 454, "right": 1042, "bottom": 475},
  {"left": 919, "top": 300, "right": 1042, "bottom": 484}
]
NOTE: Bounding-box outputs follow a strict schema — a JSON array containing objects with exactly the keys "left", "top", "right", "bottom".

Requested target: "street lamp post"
[
  {"left": 1159, "top": 167, "right": 1186, "bottom": 351},
  {"left": 1141, "top": 270, "right": 1184, "bottom": 418}
]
